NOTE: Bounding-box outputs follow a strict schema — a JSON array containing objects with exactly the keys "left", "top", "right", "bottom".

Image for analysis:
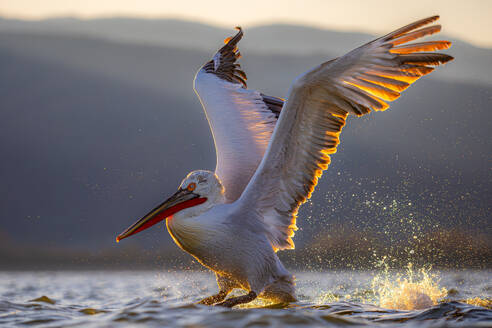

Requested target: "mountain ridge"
[{"left": 1, "top": 16, "right": 491, "bottom": 87}]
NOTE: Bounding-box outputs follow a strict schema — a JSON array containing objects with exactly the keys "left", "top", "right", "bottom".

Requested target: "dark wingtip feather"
[
  {"left": 203, "top": 27, "right": 248, "bottom": 87},
  {"left": 224, "top": 26, "right": 243, "bottom": 45},
  {"left": 261, "top": 94, "right": 284, "bottom": 118},
  {"left": 398, "top": 53, "right": 454, "bottom": 66}
]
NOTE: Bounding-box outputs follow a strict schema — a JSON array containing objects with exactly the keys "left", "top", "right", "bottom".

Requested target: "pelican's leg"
[
  {"left": 197, "top": 273, "right": 235, "bottom": 305},
  {"left": 197, "top": 290, "right": 229, "bottom": 305},
  {"left": 216, "top": 291, "right": 257, "bottom": 308}
]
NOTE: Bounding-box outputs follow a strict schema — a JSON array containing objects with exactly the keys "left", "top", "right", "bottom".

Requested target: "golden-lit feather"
[
  {"left": 382, "top": 15, "right": 440, "bottom": 39},
  {"left": 390, "top": 41, "right": 452, "bottom": 54},
  {"left": 357, "top": 73, "right": 410, "bottom": 92}
]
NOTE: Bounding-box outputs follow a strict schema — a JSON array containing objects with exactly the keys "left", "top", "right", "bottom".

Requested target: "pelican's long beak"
[{"left": 116, "top": 188, "right": 207, "bottom": 242}]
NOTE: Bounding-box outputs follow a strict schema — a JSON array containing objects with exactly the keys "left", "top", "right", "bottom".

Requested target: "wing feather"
[
  {"left": 236, "top": 16, "right": 453, "bottom": 251},
  {"left": 194, "top": 28, "right": 284, "bottom": 202}
]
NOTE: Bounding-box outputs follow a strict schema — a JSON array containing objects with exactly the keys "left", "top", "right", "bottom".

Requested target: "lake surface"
[{"left": 0, "top": 270, "right": 490, "bottom": 327}]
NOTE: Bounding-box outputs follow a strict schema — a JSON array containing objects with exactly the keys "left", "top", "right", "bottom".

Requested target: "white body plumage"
[{"left": 166, "top": 171, "right": 295, "bottom": 302}]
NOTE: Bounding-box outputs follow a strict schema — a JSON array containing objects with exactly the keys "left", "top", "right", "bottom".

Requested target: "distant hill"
[
  {"left": 0, "top": 31, "right": 490, "bottom": 269},
  {"left": 0, "top": 16, "right": 369, "bottom": 53},
  {"left": 0, "top": 16, "right": 491, "bottom": 86}
]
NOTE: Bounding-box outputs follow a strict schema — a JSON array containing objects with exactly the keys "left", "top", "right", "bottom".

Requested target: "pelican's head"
[{"left": 116, "top": 170, "right": 224, "bottom": 242}]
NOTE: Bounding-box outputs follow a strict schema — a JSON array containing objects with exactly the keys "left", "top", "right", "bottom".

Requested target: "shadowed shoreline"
[{"left": 1, "top": 227, "right": 490, "bottom": 270}]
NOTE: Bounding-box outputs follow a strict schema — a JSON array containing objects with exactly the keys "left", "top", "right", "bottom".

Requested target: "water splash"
[
  {"left": 463, "top": 297, "right": 492, "bottom": 309},
  {"left": 371, "top": 262, "right": 447, "bottom": 310}
]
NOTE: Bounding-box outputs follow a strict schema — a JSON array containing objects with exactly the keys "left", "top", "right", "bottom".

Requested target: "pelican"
[{"left": 116, "top": 16, "right": 452, "bottom": 307}]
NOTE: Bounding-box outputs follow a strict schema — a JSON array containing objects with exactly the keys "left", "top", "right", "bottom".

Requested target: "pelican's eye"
[{"left": 187, "top": 182, "right": 196, "bottom": 191}]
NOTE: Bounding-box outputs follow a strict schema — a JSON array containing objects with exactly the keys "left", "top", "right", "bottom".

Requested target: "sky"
[{"left": 0, "top": 0, "right": 491, "bottom": 48}]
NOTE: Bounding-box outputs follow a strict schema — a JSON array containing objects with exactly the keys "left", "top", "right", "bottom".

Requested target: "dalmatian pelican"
[{"left": 116, "top": 16, "right": 452, "bottom": 307}]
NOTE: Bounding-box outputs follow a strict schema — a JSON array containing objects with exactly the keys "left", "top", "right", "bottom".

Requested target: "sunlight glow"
[{"left": 0, "top": 0, "right": 491, "bottom": 48}]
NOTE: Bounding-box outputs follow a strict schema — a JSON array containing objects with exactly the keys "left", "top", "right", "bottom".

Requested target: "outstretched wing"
[
  {"left": 194, "top": 27, "right": 284, "bottom": 202},
  {"left": 236, "top": 16, "right": 453, "bottom": 250}
]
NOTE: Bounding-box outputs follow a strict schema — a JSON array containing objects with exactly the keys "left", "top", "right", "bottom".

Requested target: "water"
[{"left": 0, "top": 270, "right": 490, "bottom": 327}]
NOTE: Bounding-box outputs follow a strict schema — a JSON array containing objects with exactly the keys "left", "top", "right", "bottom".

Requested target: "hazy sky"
[{"left": 1, "top": 0, "right": 491, "bottom": 47}]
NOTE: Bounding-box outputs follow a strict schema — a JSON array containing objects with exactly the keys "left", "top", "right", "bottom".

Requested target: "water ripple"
[{"left": 0, "top": 270, "right": 490, "bottom": 327}]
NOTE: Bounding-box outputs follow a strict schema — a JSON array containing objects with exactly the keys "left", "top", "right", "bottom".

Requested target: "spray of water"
[{"left": 371, "top": 262, "right": 447, "bottom": 310}]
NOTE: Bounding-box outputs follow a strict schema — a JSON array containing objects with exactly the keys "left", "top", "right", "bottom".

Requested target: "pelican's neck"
[
  {"left": 173, "top": 191, "right": 225, "bottom": 221},
  {"left": 165, "top": 194, "right": 225, "bottom": 254}
]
